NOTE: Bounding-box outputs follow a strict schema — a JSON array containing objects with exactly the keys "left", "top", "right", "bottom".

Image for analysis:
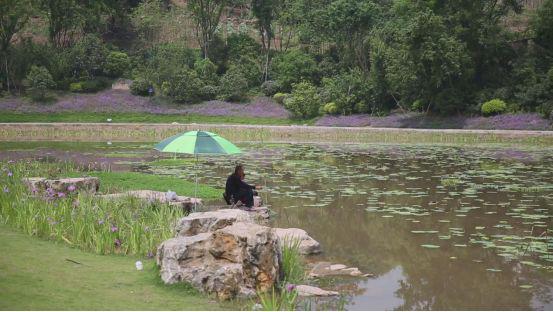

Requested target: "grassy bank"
[
  {"left": 2, "top": 123, "right": 553, "bottom": 147},
  {"left": 0, "top": 161, "right": 219, "bottom": 256},
  {"left": 0, "top": 111, "right": 303, "bottom": 125},
  {"left": 67, "top": 171, "right": 222, "bottom": 200},
  {"left": 0, "top": 225, "right": 220, "bottom": 310}
]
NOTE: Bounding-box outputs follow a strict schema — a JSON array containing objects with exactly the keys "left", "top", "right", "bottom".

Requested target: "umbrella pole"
[{"left": 194, "top": 155, "right": 198, "bottom": 212}]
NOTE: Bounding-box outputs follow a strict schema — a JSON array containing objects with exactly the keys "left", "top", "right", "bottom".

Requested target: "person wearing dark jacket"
[{"left": 225, "top": 165, "right": 260, "bottom": 208}]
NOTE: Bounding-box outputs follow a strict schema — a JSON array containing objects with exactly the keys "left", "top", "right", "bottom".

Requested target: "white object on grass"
[
  {"left": 165, "top": 190, "right": 177, "bottom": 201},
  {"left": 135, "top": 261, "right": 143, "bottom": 271}
]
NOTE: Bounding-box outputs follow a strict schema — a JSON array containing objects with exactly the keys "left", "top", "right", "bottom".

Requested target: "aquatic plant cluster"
[{"left": 0, "top": 161, "right": 181, "bottom": 256}]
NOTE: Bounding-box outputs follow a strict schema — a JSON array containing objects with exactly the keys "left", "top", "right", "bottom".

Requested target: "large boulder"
[
  {"left": 175, "top": 209, "right": 268, "bottom": 236},
  {"left": 24, "top": 177, "right": 100, "bottom": 194},
  {"left": 274, "top": 228, "right": 321, "bottom": 255},
  {"left": 157, "top": 222, "right": 281, "bottom": 300}
]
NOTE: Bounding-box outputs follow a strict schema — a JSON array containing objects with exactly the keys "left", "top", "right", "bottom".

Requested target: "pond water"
[{"left": 2, "top": 142, "right": 553, "bottom": 310}]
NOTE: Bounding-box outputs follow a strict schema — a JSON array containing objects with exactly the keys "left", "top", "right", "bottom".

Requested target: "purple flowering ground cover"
[
  {"left": 1, "top": 90, "right": 551, "bottom": 130},
  {"left": 315, "top": 112, "right": 553, "bottom": 131},
  {"left": 0, "top": 90, "right": 291, "bottom": 118}
]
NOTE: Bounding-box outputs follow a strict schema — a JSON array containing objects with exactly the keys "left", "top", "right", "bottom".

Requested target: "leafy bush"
[
  {"left": 194, "top": 59, "right": 218, "bottom": 85},
  {"left": 319, "top": 69, "right": 373, "bottom": 115},
  {"left": 69, "top": 79, "right": 110, "bottom": 93},
  {"left": 273, "top": 93, "right": 288, "bottom": 105},
  {"left": 261, "top": 80, "right": 281, "bottom": 96},
  {"left": 105, "top": 52, "right": 130, "bottom": 78},
  {"left": 130, "top": 78, "right": 152, "bottom": 96},
  {"left": 322, "top": 102, "right": 339, "bottom": 115},
  {"left": 200, "top": 85, "right": 218, "bottom": 100},
  {"left": 481, "top": 99, "right": 507, "bottom": 116},
  {"left": 218, "top": 66, "right": 249, "bottom": 102},
  {"left": 69, "top": 34, "right": 109, "bottom": 78},
  {"left": 26, "top": 66, "right": 55, "bottom": 101},
  {"left": 229, "top": 56, "right": 262, "bottom": 88},
  {"left": 271, "top": 50, "right": 319, "bottom": 92},
  {"left": 227, "top": 33, "right": 260, "bottom": 61},
  {"left": 69, "top": 82, "right": 83, "bottom": 93},
  {"left": 411, "top": 100, "right": 424, "bottom": 112},
  {"left": 166, "top": 68, "right": 203, "bottom": 103},
  {"left": 284, "top": 82, "right": 321, "bottom": 119},
  {"left": 137, "top": 43, "right": 200, "bottom": 87}
]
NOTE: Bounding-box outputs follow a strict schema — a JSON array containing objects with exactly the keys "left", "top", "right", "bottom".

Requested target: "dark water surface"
[{"left": 2, "top": 142, "right": 552, "bottom": 310}]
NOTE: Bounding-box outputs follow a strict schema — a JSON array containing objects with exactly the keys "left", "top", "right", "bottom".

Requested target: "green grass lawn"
[
  {"left": 0, "top": 224, "right": 222, "bottom": 310},
  {"left": 0, "top": 111, "right": 311, "bottom": 125},
  {"left": 68, "top": 171, "right": 223, "bottom": 200}
]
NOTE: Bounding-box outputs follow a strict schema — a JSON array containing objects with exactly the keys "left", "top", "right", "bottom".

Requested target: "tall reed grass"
[{"left": 0, "top": 160, "right": 183, "bottom": 256}]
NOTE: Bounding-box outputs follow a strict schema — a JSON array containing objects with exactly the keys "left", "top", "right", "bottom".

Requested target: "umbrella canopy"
[{"left": 154, "top": 130, "right": 242, "bottom": 155}]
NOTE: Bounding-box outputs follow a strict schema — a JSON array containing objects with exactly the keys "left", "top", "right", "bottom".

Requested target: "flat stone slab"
[
  {"left": 274, "top": 228, "right": 322, "bottom": 255},
  {"left": 24, "top": 177, "right": 100, "bottom": 194},
  {"left": 309, "top": 262, "right": 364, "bottom": 278},
  {"left": 295, "top": 285, "right": 339, "bottom": 297},
  {"left": 100, "top": 190, "right": 201, "bottom": 211}
]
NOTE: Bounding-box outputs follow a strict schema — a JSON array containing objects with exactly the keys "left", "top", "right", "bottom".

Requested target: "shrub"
[
  {"left": 200, "top": 85, "right": 218, "bottom": 100},
  {"left": 130, "top": 78, "right": 151, "bottom": 96},
  {"left": 229, "top": 56, "right": 262, "bottom": 88},
  {"left": 105, "top": 52, "right": 130, "bottom": 78},
  {"left": 411, "top": 100, "right": 424, "bottom": 112},
  {"left": 70, "top": 78, "right": 110, "bottom": 93},
  {"left": 271, "top": 50, "right": 319, "bottom": 92},
  {"left": 319, "top": 69, "right": 375, "bottom": 115},
  {"left": 227, "top": 33, "right": 260, "bottom": 61},
  {"left": 194, "top": 59, "right": 218, "bottom": 85},
  {"left": 139, "top": 43, "right": 200, "bottom": 87},
  {"left": 69, "top": 34, "right": 108, "bottom": 78},
  {"left": 323, "top": 102, "right": 339, "bottom": 115},
  {"left": 284, "top": 82, "right": 321, "bottom": 119},
  {"left": 261, "top": 80, "right": 281, "bottom": 96},
  {"left": 69, "top": 82, "right": 83, "bottom": 93},
  {"left": 26, "top": 66, "right": 55, "bottom": 101},
  {"left": 481, "top": 99, "right": 507, "bottom": 116},
  {"left": 273, "top": 92, "right": 288, "bottom": 105},
  {"left": 166, "top": 68, "right": 203, "bottom": 103},
  {"left": 218, "top": 66, "right": 249, "bottom": 102}
]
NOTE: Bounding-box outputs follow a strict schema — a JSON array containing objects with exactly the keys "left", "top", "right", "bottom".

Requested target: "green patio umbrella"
[{"left": 154, "top": 130, "right": 242, "bottom": 210}]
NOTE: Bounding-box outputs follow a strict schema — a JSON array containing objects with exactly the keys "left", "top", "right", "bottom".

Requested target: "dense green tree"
[
  {"left": 41, "top": 0, "right": 111, "bottom": 48},
  {"left": 532, "top": 0, "right": 553, "bottom": 52},
  {"left": 379, "top": 2, "right": 472, "bottom": 113},
  {"left": 271, "top": 49, "right": 318, "bottom": 91},
  {"left": 321, "top": 0, "right": 382, "bottom": 73},
  {"left": 0, "top": 0, "right": 35, "bottom": 91},
  {"left": 251, "top": 0, "right": 278, "bottom": 81},
  {"left": 187, "top": 0, "right": 227, "bottom": 59}
]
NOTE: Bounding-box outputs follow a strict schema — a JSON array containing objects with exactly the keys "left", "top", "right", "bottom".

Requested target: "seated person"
[{"left": 225, "top": 165, "right": 261, "bottom": 209}]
